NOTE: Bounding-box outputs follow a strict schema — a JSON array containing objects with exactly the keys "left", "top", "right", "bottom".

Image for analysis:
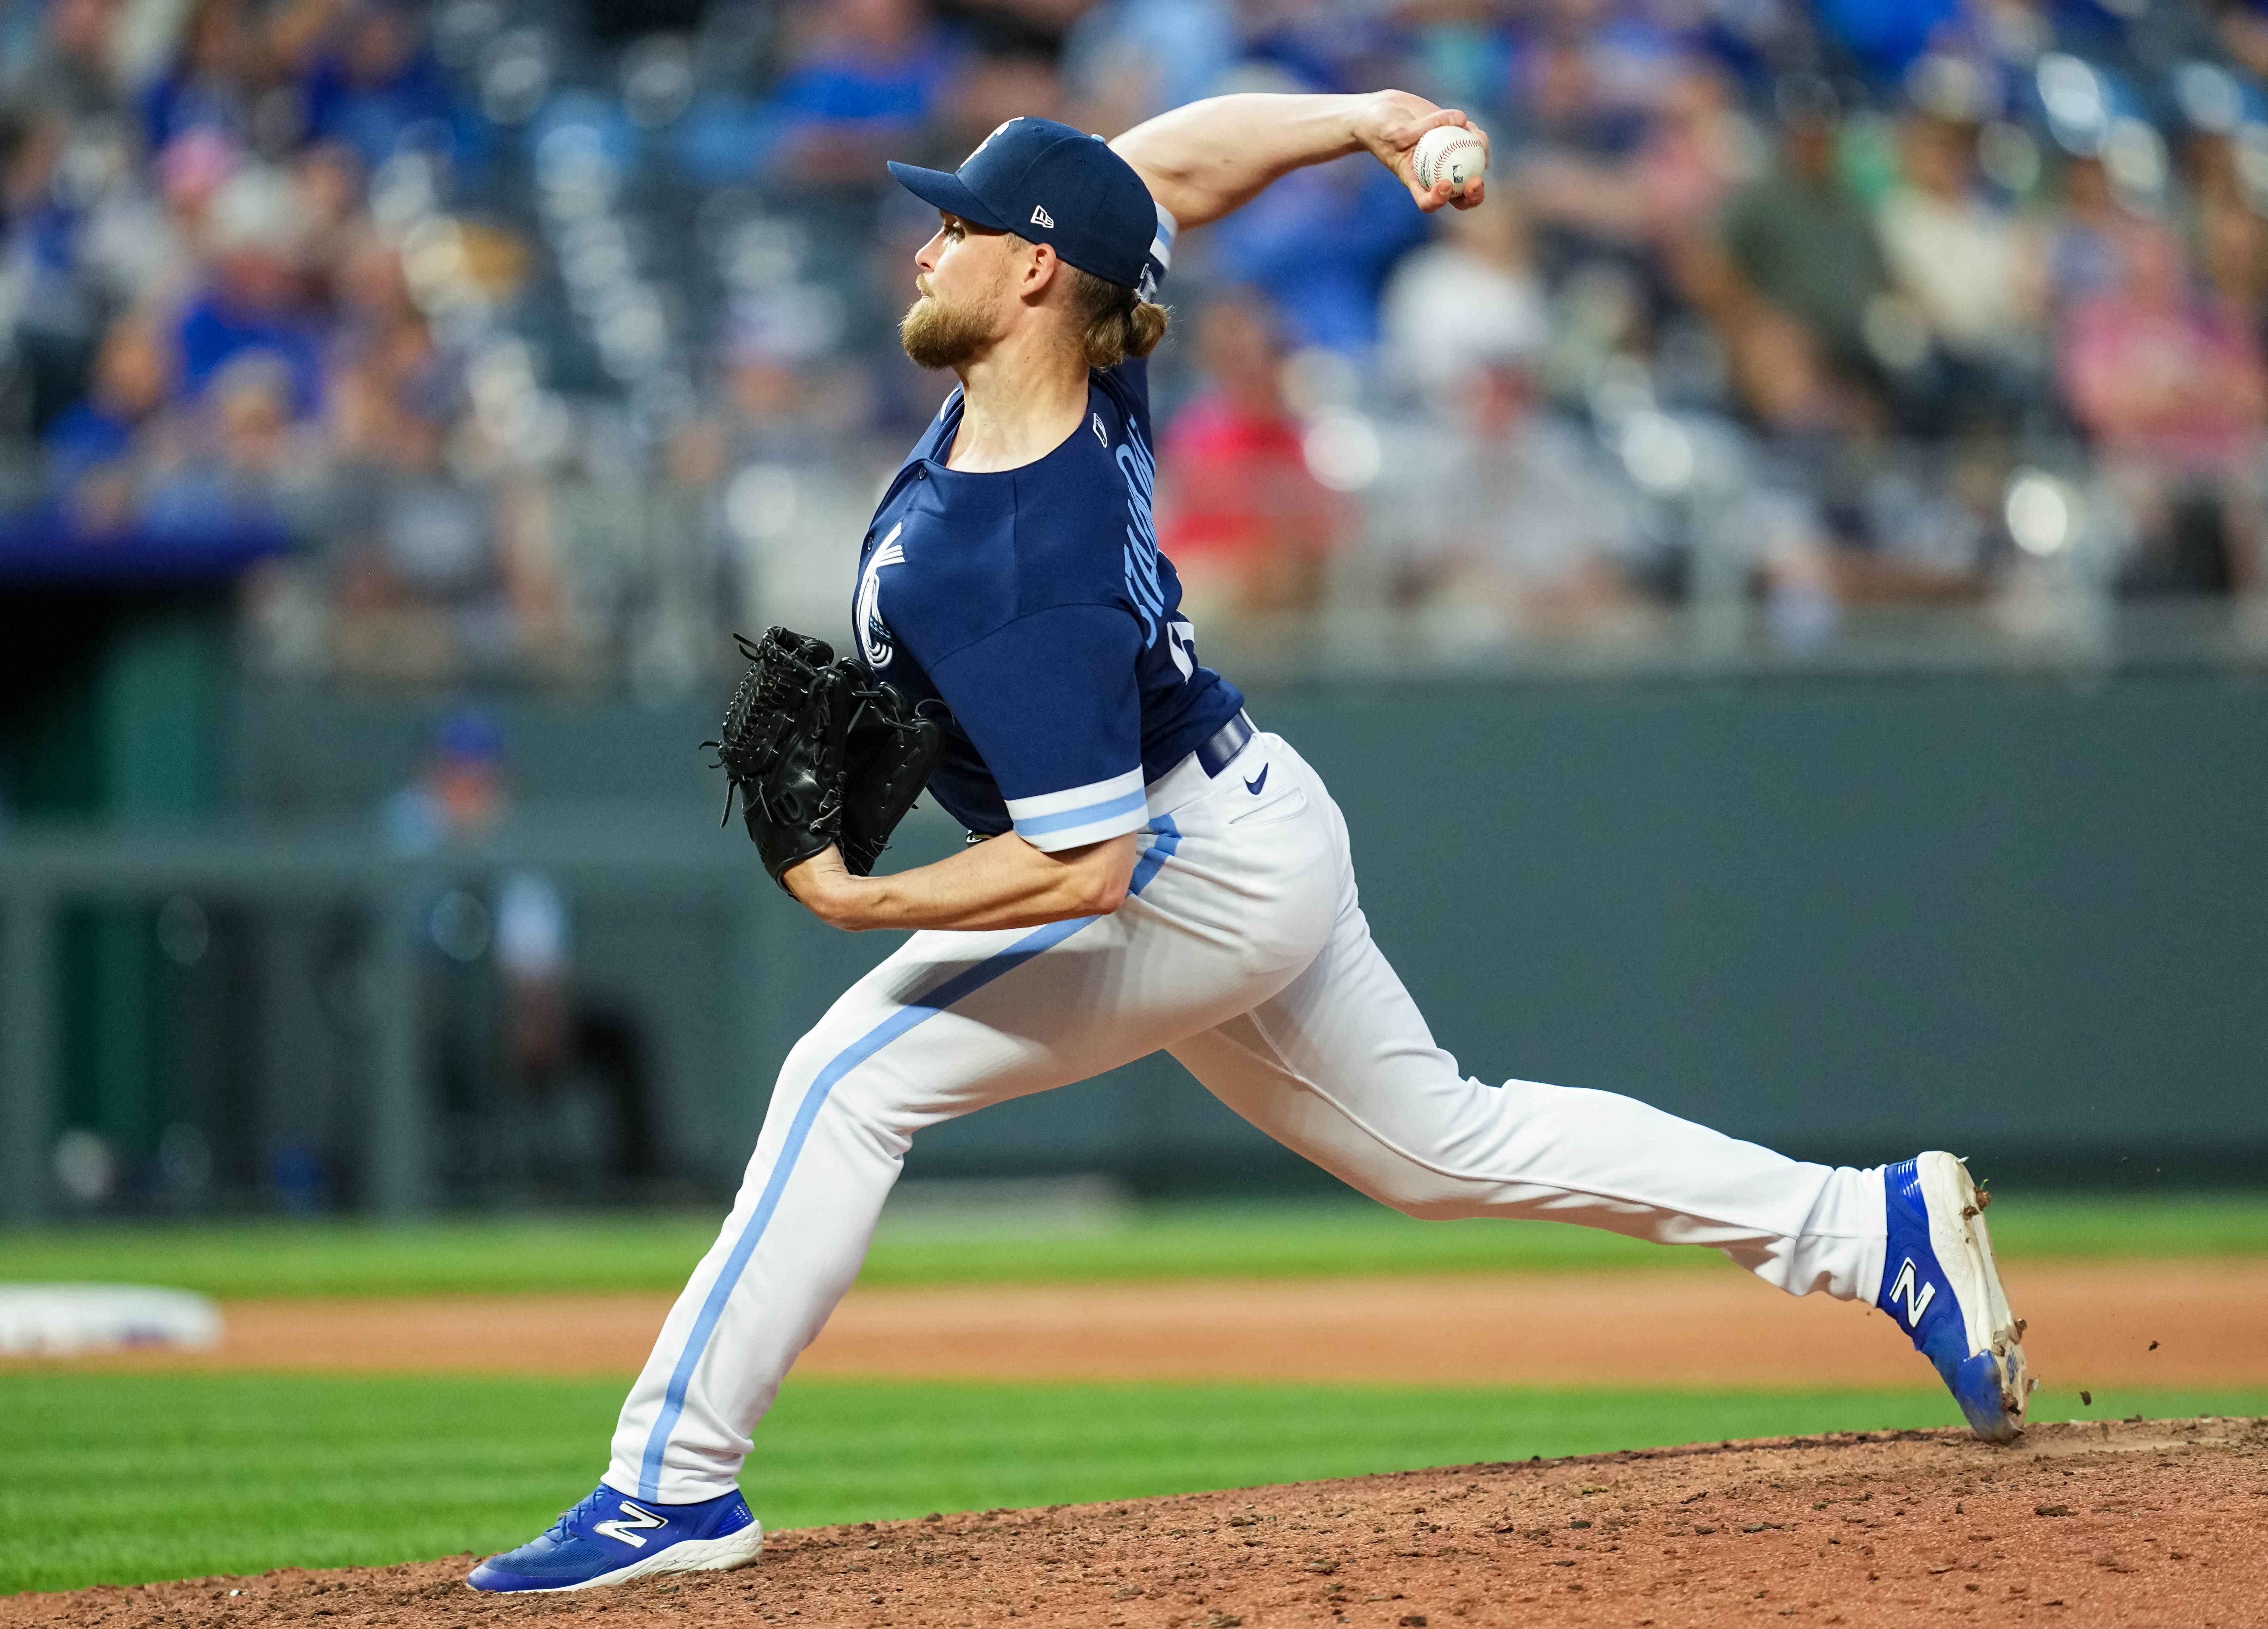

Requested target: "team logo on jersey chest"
[{"left": 858, "top": 523, "right": 905, "bottom": 667}]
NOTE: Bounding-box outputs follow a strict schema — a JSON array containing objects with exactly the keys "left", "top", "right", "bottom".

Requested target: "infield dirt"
[
  {"left": 38, "top": 1261, "right": 2267, "bottom": 1388},
  {"left": 6, "top": 1418, "right": 2260, "bottom": 1629}
]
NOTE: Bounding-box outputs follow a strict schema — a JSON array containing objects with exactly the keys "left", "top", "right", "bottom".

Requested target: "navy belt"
[{"left": 1195, "top": 709, "right": 1256, "bottom": 778}]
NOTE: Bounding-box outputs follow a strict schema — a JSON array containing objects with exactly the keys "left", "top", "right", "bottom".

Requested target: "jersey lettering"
[
  {"left": 1117, "top": 437, "right": 1166, "bottom": 647},
  {"left": 858, "top": 524, "right": 906, "bottom": 668}
]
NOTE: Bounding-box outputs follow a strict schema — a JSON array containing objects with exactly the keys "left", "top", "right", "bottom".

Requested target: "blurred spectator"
[
  {"left": 297, "top": 0, "right": 465, "bottom": 171},
  {"left": 1519, "top": 57, "right": 1761, "bottom": 304},
  {"left": 45, "top": 316, "right": 171, "bottom": 472},
  {"left": 766, "top": 0, "right": 954, "bottom": 185},
  {"left": 4, "top": 0, "right": 127, "bottom": 124},
  {"left": 1158, "top": 291, "right": 1342, "bottom": 620},
  {"left": 142, "top": 0, "right": 264, "bottom": 152},
  {"left": 1873, "top": 112, "right": 2041, "bottom": 431},
  {"left": 1716, "top": 87, "right": 1891, "bottom": 413},
  {"left": 722, "top": 340, "right": 876, "bottom": 458},
  {"left": 44, "top": 315, "right": 173, "bottom": 525},
  {"left": 329, "top": 414, "right": 511, "bottom": 677},
  {"left": 294, "top": 142, "right": 369, "bottom": 284},
  {"left": 381, "top": 703, "right": 508, "bottom": 853},
  {"left": 326, "top": 229, "right": 441, "bottom": 441},
  {"left": 1239, "top": 0, "right": 1408, "bottom": 102},
  {"left": 1505, "top": 27, "right": 1638, "bottom": 161},
  {"left": 142, "top": 349, "right": 312, "bottom": 536},
  {"left": 2041, "top": 153, "right": 2142, "bottom": 314},
  {"left": 174, "top": 165, "right": 323, "bottom": 415},
  {"left": 1813, "top": 0, "right": 1964, "bottom": 86},
  {"left": 1378, "top": 198, "right": 1548, "bottom": 403},
  {"left": 3, "top": 109, "right": 104, "bottom": 430},
  {"left": 2058, "top": 226, "right": 2267, "bottom": 593},
  {"left": 2179, "top": 127, "right": 2268, "bottom": 333},
  {"left": 1062, "top": 0, "right": 1235, "bottom": 134},
  {"left": 1208, "top": 152, "right": 1430, "bottom": 355},
  {"left": 1377, "top": 357, "right": 1653, "bottom": 643},
  {"left": 1876, "top": 116, "right": 2031, "bottom": 353},
  {"left": 1628, "top": 61, "right": 1764, "bottom": 260},
  {"left": 492, "top": 862, "right": 663, "bottom": 1192},
  {"left": 71, "top": 129, "right": 200, "bottom": 316},
  {"left": 12, "top": 0, "right": 2268, "bottom": 697},
  {"left": 939, "top": 49, "right": 1066, "bottom": 156},
  {"left": 496, "top": 867, "right": 571, "bottom": 1075}
]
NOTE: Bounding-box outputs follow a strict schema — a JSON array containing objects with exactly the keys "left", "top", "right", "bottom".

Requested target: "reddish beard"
[{"left": 899, "top": 276, "right": 998, "bottom": 369}]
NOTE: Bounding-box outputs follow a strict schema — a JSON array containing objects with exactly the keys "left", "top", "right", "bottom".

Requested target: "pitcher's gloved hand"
[
  {"left": 709, "top": 627, "right": 854, "bottom": 888},
  {"left": 708, "top": 628, "right": 944, "bottom": 889},
  {"left": 837, "top": 672, "right": 944, "bottom": 876}
]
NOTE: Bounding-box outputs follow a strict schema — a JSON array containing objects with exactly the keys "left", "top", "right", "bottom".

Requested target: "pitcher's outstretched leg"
[{"left": 1173, "top": 899, "right": 2028, "bottom": 1439}]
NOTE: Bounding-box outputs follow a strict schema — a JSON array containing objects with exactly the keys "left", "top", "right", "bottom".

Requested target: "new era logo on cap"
[{"left": 887, "top": 117, "right": 1160, "bottom": 292}]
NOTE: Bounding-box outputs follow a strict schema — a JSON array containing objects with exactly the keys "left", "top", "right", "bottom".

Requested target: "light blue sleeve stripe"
[
  {"left": 1014, "top": 787, "right": 1148, "bottom": 838},
  {"left": 636, "top": 910, "right": 1100, "bottom": 1500}
]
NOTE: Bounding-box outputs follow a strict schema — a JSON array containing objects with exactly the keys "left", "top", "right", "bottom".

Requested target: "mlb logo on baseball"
[{"left": 1413, "top": 125, "right": 1486, "bottom": 195}]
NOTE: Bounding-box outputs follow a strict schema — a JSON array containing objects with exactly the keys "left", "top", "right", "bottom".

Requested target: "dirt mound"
[{"left": 7, "top": 1419, "right": 2261, "bottom": 1628}]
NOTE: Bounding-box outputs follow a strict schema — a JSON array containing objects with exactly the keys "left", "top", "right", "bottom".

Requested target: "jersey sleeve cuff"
[
  {"left": 1139, "top": 204, "right": 1176, "bottom": 303},
  {"left": 1006, "top": 768, "right": 1149, "bottom": 852}
]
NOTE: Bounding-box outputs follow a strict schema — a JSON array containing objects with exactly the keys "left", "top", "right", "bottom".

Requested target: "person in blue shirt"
[
  {"left": 467, "top": 91, "right": 2030, "bottom": 1596},
  {"left": 44, "top": 318, "right": 173, "bottom": 493}
]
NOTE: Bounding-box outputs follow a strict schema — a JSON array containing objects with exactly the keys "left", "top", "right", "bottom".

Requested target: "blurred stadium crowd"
[{"left": 7, "top": 0, "right": 2268, "bottom": 685}]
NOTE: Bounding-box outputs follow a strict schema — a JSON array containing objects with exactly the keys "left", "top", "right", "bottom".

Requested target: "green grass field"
[
  {"left": 7, "top": 1371, "right": 2265, "bottom": 1598},
  {"left": 6, "top": 1192, "right": 2265, "bottom": 1300}
]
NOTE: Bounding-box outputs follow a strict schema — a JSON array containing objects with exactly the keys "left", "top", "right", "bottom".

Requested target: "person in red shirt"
[
  {"left": 1159, "top": 290, "right": 1343, "bottom": 621},
  {"left": 2059, "top": 225, "right": 2267, "bottom": 592}
]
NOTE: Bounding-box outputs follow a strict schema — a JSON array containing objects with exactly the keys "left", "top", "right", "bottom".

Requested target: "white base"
[{"left": 0, "top": 1284, "right": 221, "bottom": 1355}]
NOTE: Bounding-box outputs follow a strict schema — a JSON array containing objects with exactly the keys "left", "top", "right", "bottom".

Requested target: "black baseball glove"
[
  {"left": 709, "top": 627, "right": 854, "bottom": 888},
  {"left": 838, "top": 670, "right": 944, "bottom": 876},
  {"left": 709, "top": 627, "right": 944, "bottom": 889}
]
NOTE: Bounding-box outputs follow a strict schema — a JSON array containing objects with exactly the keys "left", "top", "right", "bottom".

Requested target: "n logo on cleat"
[
  {"left": 1886, "top": 1257, "right": 1937, "bottom": 1328},
  {"left": 594, "top": 1502, "right": 668, "bottom": 1547}
]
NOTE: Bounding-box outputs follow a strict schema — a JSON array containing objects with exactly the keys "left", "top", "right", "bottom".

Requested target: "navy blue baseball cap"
[{"left": 889, "top": 117, "right": 1171, "bottom": 299}]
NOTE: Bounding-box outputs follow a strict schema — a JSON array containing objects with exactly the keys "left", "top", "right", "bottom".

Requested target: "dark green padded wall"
[{"left": 223, "top": 669, "right": 2268, "bottom": 1191}]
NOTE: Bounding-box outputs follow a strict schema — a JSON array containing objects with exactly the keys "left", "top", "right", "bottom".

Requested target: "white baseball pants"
[{"left": 606, "top": 731, "right": 1890, "bottom": 1502}]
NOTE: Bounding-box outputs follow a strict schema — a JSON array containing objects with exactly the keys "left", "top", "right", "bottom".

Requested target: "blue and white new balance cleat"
[
  {"left": 466, "top": 1483, "right": 763, "bottom": 1592},
  {"left": 1880, "top": 1152, "right": 2031, "bottom": 1443}
]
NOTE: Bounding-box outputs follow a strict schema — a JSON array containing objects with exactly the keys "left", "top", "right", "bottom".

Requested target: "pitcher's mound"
[{"left": 6, "top": 1418, "right": 2260, "bottom": 1628}]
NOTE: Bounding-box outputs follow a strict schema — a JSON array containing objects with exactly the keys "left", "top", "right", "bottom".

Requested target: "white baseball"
[{"left": 1413, "top": 124, "right": 1486, "bottom": 197}]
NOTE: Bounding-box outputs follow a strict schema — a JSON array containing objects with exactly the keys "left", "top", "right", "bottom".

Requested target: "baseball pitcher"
[{"left": 468, "top": 89, "right": 2028, "bottom": 1593}]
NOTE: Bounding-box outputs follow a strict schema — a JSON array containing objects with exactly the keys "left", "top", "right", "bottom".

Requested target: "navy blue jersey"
[{"left": 851, "top": 355, "right": 1245, "bottom": 850}]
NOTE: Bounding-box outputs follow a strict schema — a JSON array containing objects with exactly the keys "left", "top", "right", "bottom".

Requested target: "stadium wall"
[{"left": 224, "top": 669, "right": 2268, "bottom": 1194}]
